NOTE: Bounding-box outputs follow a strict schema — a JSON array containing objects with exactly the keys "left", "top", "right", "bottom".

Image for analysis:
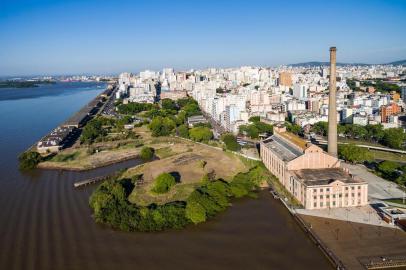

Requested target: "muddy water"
[{"left": 0, "top": 83, "right": 332, "bottom": 270}]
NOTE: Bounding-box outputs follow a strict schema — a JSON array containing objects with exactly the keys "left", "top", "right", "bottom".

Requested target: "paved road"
[{"left": 342, "top": 163, "right": 406, "bottom": 200}]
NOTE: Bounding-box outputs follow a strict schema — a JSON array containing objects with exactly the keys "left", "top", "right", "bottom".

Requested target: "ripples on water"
[{"left": 0, "top": 83, "right": 332, "bottom": 270}]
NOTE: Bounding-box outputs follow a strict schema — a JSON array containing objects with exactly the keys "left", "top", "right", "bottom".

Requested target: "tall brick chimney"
[{"left": 328, "top": 47, "right": 337, "bottom": 156}]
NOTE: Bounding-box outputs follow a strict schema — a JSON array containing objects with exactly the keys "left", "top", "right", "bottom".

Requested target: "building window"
[
  {"left": 345, "top": 187, "right": 348, "bottom": 190},
  {"left": 320, "top": 195, "right": 323, "bottom": 199},
  {"left": 326, "top": 188, "right": 330, "bottom": 192},
  {"left": 351, "top": 186, "right": 355, "bottom": 190},
  {"left": 358, "top": 186, "right": 361, "bottom": 189},
  {"left": 313, "top": 189, "right": 317, "bottom": 193},
  {"left": 351, "top": 193, "right": 354, "bottom": 197},
  {"left": 313, "top": 196, "right": 317, "bottom": 200},
  {"left": 314, "top": 202, "right": 317, "bottom": 207},
  {"left": 320, "top": 188, "right": 323, "bottom": 192},
  {"left": 320, "top": 202, "right": 323, "bottom": 207},
  {"left": 326, "top": 195, "right": 330, "bottom": 199},
  {"left": 358, "top": 192, "right": 361, "bottom": 197},
  {"left": 345, "top": 194, "right": 348, "bottom": 197},
  {"left": 333, "top": 201, "right": 336, "bottom": 206},
  {"left": 339, "top": 194, "right": 342, "bottom": 198},
  {"left": 333, "top": 194, "right": 336, "bottom": 198}
]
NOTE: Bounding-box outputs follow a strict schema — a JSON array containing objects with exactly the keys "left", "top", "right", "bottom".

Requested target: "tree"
[
  {"left": 377, "top": 161, "right": 400, "bottom": 179},
  {"left": 382, "top": 128, "right": 405, "bottom": 149},
  {"left": 312, "top": 122, "right": 328, "bottom": 136},
  {"left": 249, "top": 116, "right": 260, "bottom": 122},
  {"left": 239, "top": 124, "right": 259, "bottom": 139},
  {"left": 221, "top": 133, "right": 241, "bottom": 151},
  {"left": 365, "top": 124, "right": 384, "bottom": 142},
  {"left": 176, "top": 110, "right": 187, "bottom": 125},
  {"left": 117, "top": 102, "right": 155, "bottom": 114},
  {"left": 338, "top": 144, "right": 373, "bottom": 164},
  {"left": 286, "top": 123, "right": 302, "bottom": 135},
  {"left": 161, "top": 98, "right": 178, "bottom": 111},
  {"left": 140, "top": 146, "right": 154, "bottom": 161},
  {"left": 178, "top": 124, "right": 189, "bottom": 138},
  {"left": 185, "top": 201, "right": 206, "bottom": 224},
  {"left": 18, "top": 151, "right": 42, "bottom": 170},
  {"left": 81, "top": 118, "right": 106, "bottom": 144},
  {"left": 151, "top": 173, "right": 176, "bottom": 194},
  {"left": 189, "top": 127, "right": 213, "bottom": 142},
  {"left": 148, "top": 116, "right": 176, "bottom": 136}
]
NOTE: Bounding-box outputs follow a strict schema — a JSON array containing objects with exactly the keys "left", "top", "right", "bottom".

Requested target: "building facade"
[{"left": 260, "top": 126, "right": 368, "bottom": 209}]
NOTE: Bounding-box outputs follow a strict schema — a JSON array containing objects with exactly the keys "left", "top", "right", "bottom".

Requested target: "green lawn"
[
  {"left": 384, "top": 198, "right": 406, "bottom": 206},
  {"left": 369, "top": 150, "right": 406, "bottom": 162}
]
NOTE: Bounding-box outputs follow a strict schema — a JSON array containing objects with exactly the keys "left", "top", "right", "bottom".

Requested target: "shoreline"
[{"left": 37, "top": 153, "right": 140, "bottom": 171}]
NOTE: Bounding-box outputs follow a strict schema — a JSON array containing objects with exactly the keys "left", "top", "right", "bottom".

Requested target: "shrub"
[
  {"left": 18, "top": 151, "right": 42, "bottom": 170},
  {"left": 151, "top": 173, "right": 176, "bottom": 194},
  {"left": 178, "top": 124, "right": 189, "bottom": 138},
  {"left": 221, "top": 133, "right": 241, "bottom": 151},
  {"left": 140, "top": 146, "right": 154, "bottom": 161}
]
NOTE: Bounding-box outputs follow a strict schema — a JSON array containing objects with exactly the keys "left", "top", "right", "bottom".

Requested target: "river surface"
[{"left": 0, "top": 82, "right": 332, "bottom": 270}]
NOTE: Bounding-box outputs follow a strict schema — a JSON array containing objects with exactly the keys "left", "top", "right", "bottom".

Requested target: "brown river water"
[{"left": 0, "top": 83, "right": 332, "bottom": 270}]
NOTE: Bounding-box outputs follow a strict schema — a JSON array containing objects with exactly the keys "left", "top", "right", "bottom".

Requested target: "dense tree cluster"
[
  {"left": 18, "top": 151, "right": 43, "bottom": 170},
  {"left": 80, "top": 116, "right": 138, "bottom": 144},
  {"left": 239, "top": 117, "right": 273, "bottom": 139},
  {"left": 148, "top": 116, "right": 176, "bottom": 137},
  {"left": 346, "top": 79, "right": 400, "bottom": 93},
  {"left": 189, "top": 127, "right": 213, "bottom": 142},
  {"left": 221, "top": 133, "right": 241, "bottom": 151},
  {"left": 89, "top": 178, "right": 189, "bottom": 231},
  {"left": 89, "top": 165, "right": 269, "bottom": 231},
  {"left": 117, "top": 102, "right": 155, "bottom": 115},
  {"left": 145, "top": 97, "right": 203, "bottom": 137},
  {"left": 177, "top": 124, "right": 189, "bottom": 138},
  {"left": 312, "top": 122, "right": 406, "bottom": 149},
  {"left": 338, "top": 144, "right": 373, "bottom": 164}
]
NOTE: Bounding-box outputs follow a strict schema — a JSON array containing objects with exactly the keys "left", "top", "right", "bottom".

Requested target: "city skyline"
[{"left": 1, "top": 0, "right": 405, "bottom": 76}]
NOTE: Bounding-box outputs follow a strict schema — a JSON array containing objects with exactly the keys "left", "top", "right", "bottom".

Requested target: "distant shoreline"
[{"left": 0, "top": 80, "right": 56, "bottom": 89}]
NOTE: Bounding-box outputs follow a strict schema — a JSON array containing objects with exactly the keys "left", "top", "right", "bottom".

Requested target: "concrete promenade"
[{"left": 342, "top": 163, "right": 406, "bottom": 200}]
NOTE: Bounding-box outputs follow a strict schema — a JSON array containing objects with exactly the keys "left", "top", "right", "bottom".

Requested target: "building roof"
[
  {"left": 262, "top": 135, "right": 303, "bottom": 162},
  {"left": 291, "top": 168, "right": 363, "bottom": 186},
  {"left": 277, "top": 131, "right": 308, "bottom": 150}
]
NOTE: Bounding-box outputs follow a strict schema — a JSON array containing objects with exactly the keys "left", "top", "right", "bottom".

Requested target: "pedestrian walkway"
[{"left": 296, "top": 205, "right": 393, "bottom": 227}]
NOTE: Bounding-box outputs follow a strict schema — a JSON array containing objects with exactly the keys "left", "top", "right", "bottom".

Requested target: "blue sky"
[{"left": 0, "top": 0, "right": 405, "bottom": 76}]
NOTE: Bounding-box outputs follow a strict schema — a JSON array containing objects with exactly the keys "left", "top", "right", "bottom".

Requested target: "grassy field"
[
  {"left": 125, "top": 142, "right": 248, "bottom": 206},
  {"left": 369, "top": 149, "right": 406, "bottom": 162}
]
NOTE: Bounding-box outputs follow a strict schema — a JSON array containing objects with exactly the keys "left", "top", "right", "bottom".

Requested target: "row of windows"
[
  {"left": 313, "top": 199, "right": 361, "bottom": 208},
  {"left": 313, "top": 192, "right": 361, "bottom": 199},
  {"left": 312, "top": 186, "right": 362, "bottom": 193}
]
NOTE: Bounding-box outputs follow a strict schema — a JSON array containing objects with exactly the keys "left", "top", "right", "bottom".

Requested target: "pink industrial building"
[{"left": 260, "top": 126, "right": 368, "bottom": 209}]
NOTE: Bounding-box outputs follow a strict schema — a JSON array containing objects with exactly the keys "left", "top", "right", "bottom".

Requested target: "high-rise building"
[
  {"left": 380, "top": 103, "right": 401, "bottom": 123},
  {"left": 279, "top": 72, "right": 292, "bottom": 87},
  {"left": 293, "top": 84, "right": 308, "bottom": 99},
  {"left": 401, "top": 87, "right": 406, "bottom": 103}
]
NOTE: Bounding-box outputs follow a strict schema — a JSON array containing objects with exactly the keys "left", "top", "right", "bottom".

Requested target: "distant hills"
[{"left": 289, "top": 59, "right": 406, "bottom": 67}]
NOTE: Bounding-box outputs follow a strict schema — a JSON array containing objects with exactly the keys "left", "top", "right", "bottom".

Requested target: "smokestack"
[{"left": 328, "top": 47, "right": 337, "bottom": 157}]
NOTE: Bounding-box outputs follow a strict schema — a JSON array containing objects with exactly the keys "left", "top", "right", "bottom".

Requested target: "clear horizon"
[{"left": 1, "top": 0, "right": 405, "bottom": 76}]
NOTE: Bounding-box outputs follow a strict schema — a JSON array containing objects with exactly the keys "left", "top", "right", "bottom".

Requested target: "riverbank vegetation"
[
  {"left": 18, "top": 151, "right": 43, "bottom": 170},
  {"left": 89, "top": 160, "right": 270, "bottom": 232},
  {"left": 0, "top": 80, "right": 55, "bottom": 88}
]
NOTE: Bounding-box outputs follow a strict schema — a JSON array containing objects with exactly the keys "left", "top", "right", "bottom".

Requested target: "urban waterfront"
[{"left": 0, "top": 83, "right": 331, "bottom": 269}]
